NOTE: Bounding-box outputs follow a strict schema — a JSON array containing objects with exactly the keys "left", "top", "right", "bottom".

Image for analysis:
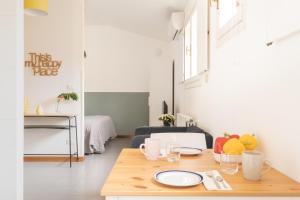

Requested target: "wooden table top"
[{"left": 101, "top": 149, "right": 300, "bottom": 197}]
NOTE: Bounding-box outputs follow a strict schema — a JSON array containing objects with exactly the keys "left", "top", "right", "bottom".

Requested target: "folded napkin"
[{"left": 198, "top": 170, "right": 232, "bottom": 191}]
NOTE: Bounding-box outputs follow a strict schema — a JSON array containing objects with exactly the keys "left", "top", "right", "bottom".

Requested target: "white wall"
[
  {"left": 0, "top": 0, "right": 23, "bottom": 199},
  {"left": 149, "top": 44, "right": 173, "bottom": 126},
  {"left": 85, "top": 25, "right": 173, "bottom": 126},
  {"left": 24, "top": 0, "right": 85, "bottom": 156},
  {"left": 174, "top": 0, "right": 300, "bottom": 182}
]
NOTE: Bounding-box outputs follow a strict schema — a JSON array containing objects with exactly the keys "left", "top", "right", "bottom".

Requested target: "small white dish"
[
  {"left": 173, "top": 147, "right": 203, "bottom": 156},
  {"left": 154, "top": 170, "right": 203, "bottom": 187}
]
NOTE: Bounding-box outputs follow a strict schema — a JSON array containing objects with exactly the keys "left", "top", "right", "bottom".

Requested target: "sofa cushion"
[
  {"left": 135, "top": 126, "right": 187, "bottom": 136},
  {"left": 135, "top": 126, "right": 207, "bottom": 135},
  {"left": 186, "top": 126, "right": 205, "bottom": 133}
]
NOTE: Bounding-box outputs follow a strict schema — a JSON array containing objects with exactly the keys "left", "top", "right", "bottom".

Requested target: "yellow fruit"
[
  {"left": 239, "top": 134, "right": 257, "bottom": 150},
  {"left": 223, "top": 138, "right": 245, "bottom": 155}
]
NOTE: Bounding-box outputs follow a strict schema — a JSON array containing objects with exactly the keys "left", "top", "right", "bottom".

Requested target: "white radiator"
[{"left": 176, "top": 113, "right": 193, "bottom": 127}]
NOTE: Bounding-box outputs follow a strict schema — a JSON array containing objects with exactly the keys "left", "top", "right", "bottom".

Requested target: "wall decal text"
[{"left": 25, "top": 53, "right": 62, "bottom": 76}]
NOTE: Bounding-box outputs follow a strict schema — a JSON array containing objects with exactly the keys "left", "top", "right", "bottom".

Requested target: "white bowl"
[{"left": 213, "top": 152, "right": 242, "bottom": 163}]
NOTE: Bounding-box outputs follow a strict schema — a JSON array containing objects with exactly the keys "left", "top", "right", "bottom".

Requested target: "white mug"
[
  {"left": 242, "top": 151, "right": 271, "bottom": 181},
  {"left": 139, "top": 138, "right": 160, "bottom": 160}
]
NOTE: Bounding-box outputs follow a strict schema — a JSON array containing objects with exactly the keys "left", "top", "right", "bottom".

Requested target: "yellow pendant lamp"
[{"left": 24, "top": 0, "right": 48, "bottom": 16}]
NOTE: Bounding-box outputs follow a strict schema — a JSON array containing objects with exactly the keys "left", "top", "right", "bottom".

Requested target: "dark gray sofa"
[{"left": 131, "top": 126, "right": 213, "bottom": 149}]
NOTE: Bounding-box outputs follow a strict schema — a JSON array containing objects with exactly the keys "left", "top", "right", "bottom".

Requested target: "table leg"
[
  {"left": 68, "top": 118, "right": 72, "bottom": 168},
  {"left": 75, "top": 116, "right": 79, "bottom": 159}
]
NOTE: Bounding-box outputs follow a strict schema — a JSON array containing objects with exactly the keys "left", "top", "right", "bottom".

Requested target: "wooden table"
[
  {"left": 24, "top": 114, "right": 79, "bottom": 167},
  {"left": 101, "top": 149, "right": 300, "bottom": 200}
]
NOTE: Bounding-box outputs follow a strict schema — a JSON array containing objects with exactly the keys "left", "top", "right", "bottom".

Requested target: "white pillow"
[{"left": 150, "top": 132, "right": 207, "bottom": 150}]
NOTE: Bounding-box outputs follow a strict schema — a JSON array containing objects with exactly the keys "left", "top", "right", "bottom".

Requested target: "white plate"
[
  {"left": 173, "top": 147, "right": 203, "bottom": 155},
  {"left": 154, "top": 170, "right": 203, "bottom": 187}
]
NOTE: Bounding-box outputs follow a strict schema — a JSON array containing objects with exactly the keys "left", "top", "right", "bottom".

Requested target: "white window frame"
[
  {"left": 217, "top": 0, "right": 244, "bottom": 45},
  {"left": 182, "top": 0, "right": 209, "bottom": 85},
  {"left": 183, "top": 8, "right": 198, "bottom": 82}
]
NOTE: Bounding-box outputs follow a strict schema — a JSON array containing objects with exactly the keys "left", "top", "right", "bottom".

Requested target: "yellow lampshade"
[{"left": 24, "top": 0, "right": 48, "bottom": 16}]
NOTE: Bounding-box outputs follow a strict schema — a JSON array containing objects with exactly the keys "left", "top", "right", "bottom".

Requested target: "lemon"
[
  {"left": 239, "top": 134, "right": 257, "bottom": 150},
  {"left": 223, "top": 138, "right": 245, "bottom": 155}
]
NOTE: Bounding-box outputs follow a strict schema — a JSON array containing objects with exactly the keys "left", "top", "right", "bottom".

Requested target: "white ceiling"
[{"left": 85, "top": 0, "right": 188, "bottom": 41}]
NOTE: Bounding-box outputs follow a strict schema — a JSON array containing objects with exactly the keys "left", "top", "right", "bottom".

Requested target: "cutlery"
[
  {"left": 206, "top": 171, "right": 221, "bottom": 189},
  {"left": 216, "top": 175, "right": 227, "bottom": 189}
]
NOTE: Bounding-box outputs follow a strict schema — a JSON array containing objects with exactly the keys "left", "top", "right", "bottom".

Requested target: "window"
[
  {"left": 217, "top": 0, "right": 243, "bottom": 41},
  {"left": 183, "top": 0, "right": 209, "bottom": 83},
  {"left": 184, "top": 9, "right": 198, "bottom": 81}
]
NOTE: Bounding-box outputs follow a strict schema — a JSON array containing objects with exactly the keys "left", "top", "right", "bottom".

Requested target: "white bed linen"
[{"left": 85, "top": 115, "right": 117, "bottom": 153}]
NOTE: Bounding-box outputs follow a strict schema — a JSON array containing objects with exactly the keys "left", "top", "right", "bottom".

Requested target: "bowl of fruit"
[{"left": 214, "top": 133, "right": 257, "bottom": 163}]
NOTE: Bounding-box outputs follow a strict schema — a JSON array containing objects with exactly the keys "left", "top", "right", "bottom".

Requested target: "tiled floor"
[{"left": 24, "top": 137, "right": 131, "bottom": 200}]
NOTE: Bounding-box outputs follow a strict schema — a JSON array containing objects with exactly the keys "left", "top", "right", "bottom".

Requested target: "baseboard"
[{"left": 24, "top": 156, "right": 85, "bottom": 162}]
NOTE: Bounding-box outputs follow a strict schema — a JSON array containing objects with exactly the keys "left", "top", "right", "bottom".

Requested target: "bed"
[{"left": 84, "top": 115, "right": 117, "bottom": 154}]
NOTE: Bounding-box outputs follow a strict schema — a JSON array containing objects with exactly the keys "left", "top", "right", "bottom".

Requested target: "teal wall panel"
[{"left": 84, "top": 92, "right": 149, "bottom": 135}]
